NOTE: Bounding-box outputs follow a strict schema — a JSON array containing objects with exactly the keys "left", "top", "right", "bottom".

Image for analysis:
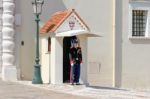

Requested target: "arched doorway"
[{"left": 63, "top": 36, "right": 77, "bottom": 83}]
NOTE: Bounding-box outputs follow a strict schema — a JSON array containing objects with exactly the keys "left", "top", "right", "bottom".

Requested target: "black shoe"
[
  {"left": 75, "top": 82, "right": 80, "bottom": 85},
  {"left": 71, "top": 82, "right": 74, "bottom": 85}
]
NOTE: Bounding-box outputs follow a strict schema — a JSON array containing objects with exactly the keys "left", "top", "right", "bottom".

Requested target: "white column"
[
  {"left": 41, "top": 37, "right": 50, "bottom": 83},
  {"left": 51, "top": 37, "right": 63, "bottom": 84},
  {"left": 78, "top": 36, "right": 88, "bottom": 85},
  {"left": 2, "top": 0, "right": 17, "bottom": 81}
]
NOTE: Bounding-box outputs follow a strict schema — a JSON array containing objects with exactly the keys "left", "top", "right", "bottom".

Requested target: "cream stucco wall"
[
  {"left": 63, "top": 0, "right": 150, "bottom": 89},
  {"left": 121, "top": 0, "right": 150, "bottom": 89},
  {"left": 40, "top": 37, "right": 50, "bottom": 83},
  {"left": 62, "top": 0, "right": 114, "bottom": 87},
  {"left": 13, "top": 0, "right": 150, "bottom": 89},
  {"left": 14, "top": 0, "right": 114, "bottom": 86},
  {"left": 114, "top": 0, "right": 123, "bottom": 88},
  {"left": 15, "top": 0, "right": 67, "bottom": 80}
]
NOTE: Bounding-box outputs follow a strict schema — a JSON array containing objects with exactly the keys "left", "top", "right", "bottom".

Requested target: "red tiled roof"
[
  {"left": 40, "top": 10, "right": 72, "bottom": 33},
  {"left": 40, "top": 9, "right": 90, "bottom": 34}
]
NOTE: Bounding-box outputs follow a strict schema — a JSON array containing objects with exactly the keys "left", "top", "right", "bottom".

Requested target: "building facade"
[{"left": 1, "top": 0, "right": 150, "bottom": 89}]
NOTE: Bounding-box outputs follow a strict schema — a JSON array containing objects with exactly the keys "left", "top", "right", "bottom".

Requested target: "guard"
[{"left": 69, "top": 38, "right": 82, "bottom": 85}]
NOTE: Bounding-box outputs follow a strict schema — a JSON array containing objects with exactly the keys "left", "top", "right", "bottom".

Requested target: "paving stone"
[
  {"left": 1, "top": 79, "right": 150, "bottom": 99},
  {"left": 0, "top": 79, "right": 92, "bottom": 99}
]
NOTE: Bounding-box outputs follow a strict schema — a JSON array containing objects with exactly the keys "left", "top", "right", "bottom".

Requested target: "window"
[
  {"left": 129, "top": 2, "right": 150, "bottom": 38},
  {"left": 48, "top": 37, "right": 51, "bottom": 52},
  {"left": 132, "top": 10, "right": 147, "bottom": 36}
]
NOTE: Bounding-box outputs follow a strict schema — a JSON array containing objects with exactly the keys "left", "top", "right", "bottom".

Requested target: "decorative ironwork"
[
  {"left": 69, "top": 21, "right": 75, "bottom": 30},
  {"left": 132, "top": 10, "right": 147, "bottom": 36}
]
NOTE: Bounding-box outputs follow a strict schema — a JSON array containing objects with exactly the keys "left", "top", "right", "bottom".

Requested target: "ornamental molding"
[{"left": 3, "top": 2, "right": 15, "bottom": 13}]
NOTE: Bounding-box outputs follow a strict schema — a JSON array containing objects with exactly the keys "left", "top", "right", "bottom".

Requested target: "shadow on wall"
[
  {"left": 115, "top": 0, "right": 123, "bottom": 88},
  {"left": 41, "top": 0, "right": 67, "bottom": 22},
  {"left": 130, "top": 39, "right": 150, "bottom": 44},
  {"left": 14, "top": 0, "right": 67, "bottom": 80},
  {"left": 87, "top": 85, "right": 128, "bottom": 91}
]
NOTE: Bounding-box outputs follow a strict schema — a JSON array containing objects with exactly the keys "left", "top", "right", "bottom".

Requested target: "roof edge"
[{"left": 51, "top": 10, "right": 73, "bottom": 33}]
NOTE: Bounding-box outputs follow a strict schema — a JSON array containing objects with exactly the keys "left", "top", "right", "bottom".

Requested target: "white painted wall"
[
  {"left": 15, "top": 0, "right": 114, "bottom": 86},
  {"left": 40, "top": 37, "right": 50, "bottom": 84},
  {"left": 50, "top": 37, "right": 63, "bottom": 84},
  {"left": 62, "top": 0, "right": 114, "bottom": 87},
  {"left": 121, "top": 0, "right": 150, "bottom": 89},
  {"left": 114, "top": 0, "right": 123, "bottom": 88},
  {"left": 15, "top": 0, "right": 66, "bottom": 80},
  {"left": 78, "top": 36, "right": 88, "bottom": 84},
  {"left": 13, "top": 0, "right": 150, "bottom": 89},
  {"left": 56, "top": 13, "right": 88, "bottom": 33}
]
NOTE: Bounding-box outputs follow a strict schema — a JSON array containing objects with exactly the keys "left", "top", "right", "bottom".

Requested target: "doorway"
[
  {"left": 63, "top": 36, "right": 77, "bottom": 83},
  {"left": 63, "top": 37, "right": 71, "bottom": 83}
]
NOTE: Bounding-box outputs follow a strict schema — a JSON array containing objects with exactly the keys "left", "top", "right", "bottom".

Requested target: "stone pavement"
[
  {"left": 0, "top": 79, "right": 92, "bottom": 99},
  {"left": 1, "top": 79, "right": 150, "bottom": 99},
  {"left": 15, "top": 80, "right": 150, "bottom": 99}
]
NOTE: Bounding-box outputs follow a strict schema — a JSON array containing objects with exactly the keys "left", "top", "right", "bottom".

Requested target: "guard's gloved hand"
[{"left": 70, "top": 60, "right": 74, "bottom": 67}]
